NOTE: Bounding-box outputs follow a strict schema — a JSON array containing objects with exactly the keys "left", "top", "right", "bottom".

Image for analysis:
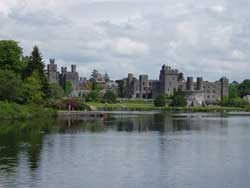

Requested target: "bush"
[
  {"left": 0, "top": 101, "right": 56, "bottom": 120},
  {"left": 85, "top": 91, "right": 100, "bottom": 102},
  {"left": 102, "top": 90, "right": 117, "bottom": 103},
  {"left": 49, "top": 83, "right": 64, "bottom": 99},
  {"left": 171, "top": 94, "right": 187, "bottom": 107},
  {"left": 154, "top": 95, "right": 166, "bottom": 107},
  {"left": 0, "top": 69, "right": 21, "bottom": 102},
  {"left": 222, "top": 96, "right": 248, "bottom": 108},
  {"left": 45, "top": 98, "right": 90, "bottom": 111}
]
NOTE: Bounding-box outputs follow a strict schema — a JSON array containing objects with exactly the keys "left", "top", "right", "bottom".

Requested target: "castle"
[
  {"left": 46, "top": 59, "right": 79, "bottom": 91},
  {"left": 116, "top": 65, "right": 229, "bottom": 106},
  {"left": 46, "top": 60, "right": 229, "bottom": 106}
]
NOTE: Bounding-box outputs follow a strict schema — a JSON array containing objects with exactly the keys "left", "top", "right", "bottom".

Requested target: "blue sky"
[{"left": 0, "top": 0, "right": 250, "bottom": 82}]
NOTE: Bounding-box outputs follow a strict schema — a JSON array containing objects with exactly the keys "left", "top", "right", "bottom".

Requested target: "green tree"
[
  {"left": 238, "top": 80, "right": 250, "bottom": 98},
  {"left": 104, "top": 73, "right": 110, "bottom": 83},
  {"left": 0, "top": 40, "right": 23, "bottom": 73},
  {"left": 118, "top": 80, "right": 126, "bottom": 98},
  {"left": 154, "top": 95, "right": 166, "bottom": 107},
  {"left": 86, "top": 91, "right": 100, "bottom": 102},
  {"left": 18, "top": 71, "right": 44, "bottom": 104},
  {"left": 171, "top": 90, "right": 187, "bottom": 107},
  {"left": 229, "top": 84, "right": 239, "bottom": 99},
  {"left": 90, "top": 69, "right": 99, "bottom": 81},
  {"left": 49, "top": 83, "right": 64, "bottom": 99},
  {"left": 64, "top": 81, "right": 73, "bottom": 96},
  {"left": 178, "top": 72, "right": 184, "bottom": 81},
  {"left": 103, "top": 90, "right": 117, "bottom": 103},
  {"left": 0, "top": 70, "right": 21, "bottom": 102},
  {"left": 24, "top": 46, "right": 50, "bottom": 98}
]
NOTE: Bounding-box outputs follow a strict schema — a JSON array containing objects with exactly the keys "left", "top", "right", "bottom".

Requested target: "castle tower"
[
  {"left": 196, "top": 77, "right": 203, "bottom": 91},
  {"left": 186, "top": 77, "right": 194, "bottom": 91},
  {"left": 47, "top": 58, "right": 59, "bottom": 84},
  {"left": 139, "top": 75, "right": 149, "bottom": 98},
  {"left": 159, "top": 65, "right": 179, "bottom": 96},
  {"left": 220, "top": 77, "right": 229, "bottom": 100},
  {"left": 61, "top": 67, "right": 67, "bottom": 74},
  {"left": 71, "top": 65, "right": 76, "bottom": 73}
]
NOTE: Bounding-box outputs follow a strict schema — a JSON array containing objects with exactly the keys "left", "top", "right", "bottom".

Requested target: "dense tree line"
[
  {"left": 0, "top": 40, "right": 64, "bottom": 104},
  {"left": 223, "top": 81, "right": 250, "bottom": 107}
]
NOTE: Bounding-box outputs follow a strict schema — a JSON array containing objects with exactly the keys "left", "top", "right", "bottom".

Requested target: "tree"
[
  {"left": 49, "top": 83, "right": 64, "bottom": 99},
  {"left": 0, "top": 40, "right": 23, "bottom": 73},
  {"left": 104, "top": 73, "right": 110, "bottom": 83},
  {"left": 238, "top": 80, "right": 250, "bottom": 98},
  {"left": 178, "top": 72, "right": 184, "bottom": 81},
  {"left": 17, "top": 71, "right": 44, "bottom": 104},
  {"left": 171, "top": 95, "right": 187, "bottom": 107},
  {"left": 90, "top": 69, "right": 99, "bottom": 81},
  {"left": 0, "top": 70, "right": 21, "bottom": 102},
  {"left": 171, "top": 90, "right": 187, "bottom": 107},
  {"left": 103, "top": 90, "right": 117, "bottom": 103},
  {"left": 24, "top": 46, "right": 50, "bottom": 98},
  {"left": 118, "top": 80, "right": 126, "bottom": 98},
  {"left": 154, "top": 95, "right": 166, "bottom": 107},
  {"left": 64, "top": 81, "right": 73, "bottom": 96},
  {"left": 229, "top": 84, "right": 239, "bottom": 99},
  {"left": 86, "top": 91, "right": 100, "bottom": 102}
]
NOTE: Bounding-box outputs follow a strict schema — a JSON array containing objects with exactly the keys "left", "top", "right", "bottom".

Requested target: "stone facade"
[
  {"left": 46, "top": 59, "right": 117, "bottom": 97},
  {"left": 46, "top": 59, "right": 229, "bottom": 105},
  {"left": 46, "top": 59, "right": 79, "bottom": 94},
  {"left": 116, "top": 64, "right": 229, "bottom": 105}
]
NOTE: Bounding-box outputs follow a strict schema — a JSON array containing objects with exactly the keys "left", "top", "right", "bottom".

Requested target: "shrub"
[
  {"left": 45, "top": 98, "right": 90, "bottom": 111},
  {"left": 154, "top": 95, "right": 166, "bottom": 107},
  {"left": 102, "top": 90, "right": 117, "bottom": 103},
  {"left": 171, "top": 94, "right": 187, "bottom": 107},
  {"left": 85, "top": 91, "right": 100, "bottom": 102}
]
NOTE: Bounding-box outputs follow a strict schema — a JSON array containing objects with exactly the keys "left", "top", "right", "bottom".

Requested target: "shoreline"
[{"left": 85, "top": 102, "right": 250, "bottom": 113}]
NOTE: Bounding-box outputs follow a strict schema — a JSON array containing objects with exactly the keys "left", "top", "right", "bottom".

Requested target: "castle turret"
[
  {"left": 47, "top": 58, "right": 59, "bottom": 84},
  {"left": 159, "top": 65, "right": 179, "bottom": 96},
  {"left": 61, "top": 67, "right": 67, "bottom": 74},
  {"left": 186, "top": 77, "right": 194, "bottom": 91},
  {"left": 196, "top": 77, "right": 203, "bottom": 91},
  {"left": 71, "top": 65, "right": 76, "bottom": 73},
  {"left": 220, "top": 77, "right": 229, "bottom": 100},
  {"left": 128, "top": 73, "right": 133, "bottom": 83}
]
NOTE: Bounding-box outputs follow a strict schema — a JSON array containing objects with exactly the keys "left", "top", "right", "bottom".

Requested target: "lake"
[{"left": 0, "top": 112, "right": 250, "bottom": 188}]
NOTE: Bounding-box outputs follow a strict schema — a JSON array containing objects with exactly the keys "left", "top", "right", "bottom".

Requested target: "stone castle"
[
  {"left": 46, "top": 59, "right": 79, "bottom": 91},
  {"left": 46, "top": 60, "right": 229, "bottom": 106}
]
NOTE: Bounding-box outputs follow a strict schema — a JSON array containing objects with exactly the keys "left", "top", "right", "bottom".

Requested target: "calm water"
[{"left": 1, "top": 112, "right": 250, "bottom": 188}]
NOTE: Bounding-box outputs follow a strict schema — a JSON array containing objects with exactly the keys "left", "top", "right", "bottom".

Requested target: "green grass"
[
  {"left": 86, "top": 102, "right": 248, "bottom": 112},
  {"left": 0, "top": 101, "right": 57, "bottom": 120}
]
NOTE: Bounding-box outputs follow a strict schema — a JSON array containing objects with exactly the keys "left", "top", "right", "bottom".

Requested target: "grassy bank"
[
  {"left": 86, "top": 102, "right": 249, "bottom": 112},
  {"left": 0, "top": 101, "right": 57, "bottom": 120}
]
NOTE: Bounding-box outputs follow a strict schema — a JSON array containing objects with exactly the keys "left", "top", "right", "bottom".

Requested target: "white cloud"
[
  {"left": 113, "top": 37, "right": 149, "bottom": 56},
  {"left": 210, "top": 5, "right": 226, "bottom": 13},
  {"left": 0, "top": 0, "right": 250, "bottom": 82}
]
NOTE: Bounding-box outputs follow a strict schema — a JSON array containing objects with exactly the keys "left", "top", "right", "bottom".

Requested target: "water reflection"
[
  {"left": 0, "top": 113, "right": 238, "bottom": 188},
  {"left": 105, "top": 113, "right": 228, "bottom": 133}
]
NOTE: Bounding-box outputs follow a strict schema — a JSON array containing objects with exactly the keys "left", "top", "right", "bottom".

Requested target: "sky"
[{"left": 0, "top": 0, "right": 249, "bottom": 82}]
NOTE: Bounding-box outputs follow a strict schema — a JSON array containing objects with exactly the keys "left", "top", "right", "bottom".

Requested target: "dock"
[{"left": 58, "top": 111, "right": 106, "bottom": 119}]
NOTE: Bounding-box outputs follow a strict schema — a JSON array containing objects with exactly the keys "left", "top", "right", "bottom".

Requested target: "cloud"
[
  {"left": 0, "top": 0, "right": 250, "bottom": 82},
  {"left": 112, "top": 37, "right": 149, "bottom": 56},
  {"left": 210, "top": 5, "right": 226, "bottom": 13}
]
